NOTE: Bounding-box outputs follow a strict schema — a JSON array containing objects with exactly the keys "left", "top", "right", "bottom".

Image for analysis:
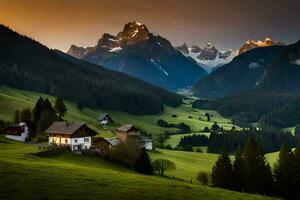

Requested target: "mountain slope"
[
  {"left": 67, "top": 21, "right": 207, "bottom": 90},
  {"left": 193, "top": 44, "right": 290, "bottom": 99},
  {"left": 193, "top": 41, "right": 300, "bottom": 128},
  {"left": 0, "top": 24, "right": 182, "bottom": 115}
]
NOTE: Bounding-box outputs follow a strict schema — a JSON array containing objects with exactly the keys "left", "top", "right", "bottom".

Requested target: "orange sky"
[{"left": 0, "top": 0, "right": 299, "bottom": 51}]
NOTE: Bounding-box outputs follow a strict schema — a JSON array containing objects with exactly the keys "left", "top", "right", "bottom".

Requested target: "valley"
[{"left": 0, "top": 2, "right": 299, "bottom": 199}]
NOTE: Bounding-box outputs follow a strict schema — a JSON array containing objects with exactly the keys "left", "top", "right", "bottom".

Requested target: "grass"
[
  {"left": 0, "top": 136, "right": 277, "bottom": 200},
  {"left": 150, "top": 149, "right": 219, "bottom": 182},
  {"left": 150, "top": 148, "right": 283, "bottom": 183},
  {"left": 0, "top": 85, "right": 236, "bottom": 142}
]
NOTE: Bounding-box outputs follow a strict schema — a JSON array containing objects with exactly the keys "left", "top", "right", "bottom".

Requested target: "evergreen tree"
[
  {"left": 243, "top": 137, "right": 273, "bottom": 195},
  {"left": 232, "top": 147, "right": 244, "bottom": 191},
  {"left": 211, "top": 122, "right": 220, "bottom": 132},
  {"left": 13, "top": 110, "right": 20, "bottom": 123},
  {"left": 19, "top": 108, "right": 32, "bottom": 122},
  {"left": 54, "top": 98, "right": 67, "bottom": 119},
  {"left": 134, "top": 148, "right": 153, "bottom": 175},
  {"left": 274, "top": 143, "right": 295, "bottom": 199},
  {"left": 211, "top": 150, "right": 232, "bottom": 189},
  {"left": 43, "top": 98, "right": 54, "bottom": 112},
  {"left": 33, "top": 97, "right": 45, "bottom": 122},
  {"left": 36, "top": 110, "right": 57, "bottom": 135},
  {"left": 294, "top": 142, "right": 300, "bottom": 198}
]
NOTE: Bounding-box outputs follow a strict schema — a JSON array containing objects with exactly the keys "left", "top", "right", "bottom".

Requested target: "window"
[
  {"left": 84, "top": 137, "right": 89, "bottom": 142},
  {"left": 75, "top": 139, "right": 78, "bottom": 143},
  {"left": 65, "top": 138, "right": 68, "bottom": 143}
]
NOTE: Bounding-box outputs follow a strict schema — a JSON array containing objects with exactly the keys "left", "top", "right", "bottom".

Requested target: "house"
[
  {"left": 45, "top": 122, "right": 96, "bottom": 151},
  {"left": 116, "top": 124, "right": 141, "bottom": 141},
  {"left": 4, "top": 122, "right": 29, "bottom": 142},
  {"left": 98, "top": 113, "right": 113, "bottom": 125},
  {"left": 115, "top": 124, "right": 153, "bottom": 150}
]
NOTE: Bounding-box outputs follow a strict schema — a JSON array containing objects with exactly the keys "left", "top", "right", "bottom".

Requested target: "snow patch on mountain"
[
  {"left": 248, "top": 62, "right": 261, "bottom": 69},
  {"left": 176, "top": 43, "right": 237, "bottom": 73},
  {"left": 109, "top": 47, "right": 122, "bottom": 52},
  {"left": 150, "top": 59, "right": 168, "bottom": 76},
  {"left": 291, "top": 59, "right": 300, "bottom": 66}
]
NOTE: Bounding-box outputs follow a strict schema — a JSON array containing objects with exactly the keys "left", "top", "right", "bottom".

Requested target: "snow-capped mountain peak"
[{"left": 176, "top": 42, "right": 237, "bottom": 73}]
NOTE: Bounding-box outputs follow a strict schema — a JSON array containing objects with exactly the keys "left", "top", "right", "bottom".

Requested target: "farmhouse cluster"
[{"left": 4, "top": 114, "right": 152, "bottom": 153}]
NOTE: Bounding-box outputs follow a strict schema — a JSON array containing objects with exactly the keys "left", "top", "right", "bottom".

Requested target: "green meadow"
[
  {"left": 0, "top": 136, "right": 277, "bottom": 200},
  {"left": 0, "top": 85, "right": 236, "bottom": 143}
]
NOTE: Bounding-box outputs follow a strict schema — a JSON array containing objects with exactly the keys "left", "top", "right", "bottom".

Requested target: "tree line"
[
  {"left": 207, "top": 125, "right": 297, "bottom": 154},
  {"left": 192, "top": 92, "right": 300, "bottom": 128},
  {"left": 178, "top": 134, "right": 209, "bottom": 147},
  {"left": 211, "top": 137, "right": 300, "bottom": 199},
  {"left": 12, "top": 97, "right": 67, "bottom": 141},
  {"left": 157, "top": 119, "right": 191, "bottom": 133}
]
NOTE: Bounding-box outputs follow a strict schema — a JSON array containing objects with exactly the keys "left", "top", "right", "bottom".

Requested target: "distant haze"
[{"left": 0, "top": 0, "right": 299, "bottom": 51}]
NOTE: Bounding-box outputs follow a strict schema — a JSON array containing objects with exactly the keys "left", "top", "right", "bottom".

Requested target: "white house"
[
  {"left": 45, "top": 122, "right": 95, "bottom": 151},
  {"left": 5, "top": 122, "right": 30, "bottom": 142}
]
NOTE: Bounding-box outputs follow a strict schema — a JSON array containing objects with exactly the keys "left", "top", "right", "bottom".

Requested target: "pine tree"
[
  {"left": 33, "top": 97, "right": 45, "bottom": 122},
  {"left": 211, "top": 150, "right": 232, "bottom": 189},
  {"left": 294, "top": 142, "right": 300, "bottom": 198},
  {"left": 54, "top": 98, "right": 67, "bottom": 119},
  {"left": 13, "top": 110, "right": 20, "bottom": 123},
  {"left": 19, "top": 108, "right": 32, "bottom": 122},
  {"left": 43, "top": 98, "right": 54, "bottom": 112},
  {"left": 243, "top": 137, "right": 273, "bottom": 195},
  {"left": 232, "top": 147, "right": 244, "bottom": 191},
  {"left": 134, "top": 148, "right": 153, "bottom": 175},
  {"left": 36, "top": 110, "right": 57, "bottom": 135},
  {"left": 274, "top": 143, "right": 295, "bottom": 199}
]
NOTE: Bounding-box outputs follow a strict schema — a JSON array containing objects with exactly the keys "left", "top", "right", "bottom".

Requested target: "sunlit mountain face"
[
  {"left": 238, "top": 37, "right": 285, "bottom": 55},
  {"left": 67, "top": 21, "right": 207, "bottom": 90}
]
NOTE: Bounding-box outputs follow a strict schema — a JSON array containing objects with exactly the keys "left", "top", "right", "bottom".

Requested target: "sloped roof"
[
  {"left": 105, "top": 137, "right": 121, "bottom": 146},
  {"left": 45, "top": 122, "right": 86, "bottom": 135},
  {"left": 116, "top": 124, "right": 137, "bottom": 132}
]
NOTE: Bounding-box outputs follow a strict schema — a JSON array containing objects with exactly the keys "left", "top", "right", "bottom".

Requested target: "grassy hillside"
[
  {"left": 0, "top": 136, "right": 277, "bottom": 200},
  {"left": 0, "top": 85, "right": 236, "bottom": 142},
  {"left": 150, "top": 149, "right": 283, "bottom": 183},
  {"left": 106, "top": 100, "right": 236, "bottom": 142}
]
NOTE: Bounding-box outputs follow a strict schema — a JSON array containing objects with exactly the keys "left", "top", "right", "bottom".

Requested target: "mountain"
[
  {"left": 238, "top": 37, "right": 285, "bottom": 55},
  {"left": 176, "top": 42, "right": 237, "bottom": 72},
  {"left": 67, "top": 21, "right": 207, "bottom": 90},
  {"left": 192, "top": 41, "right": 300, "bottom": 128},
  {"left": 0, "top": 24, "right": 182, "bottom": 115},
  {"left": 193, "top": 43, "right": 291, "bottom": 99}
]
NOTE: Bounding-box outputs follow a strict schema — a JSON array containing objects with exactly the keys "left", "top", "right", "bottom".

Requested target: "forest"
[{"left": 0, "top": 25, "right": 182, "bottom": 115}]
